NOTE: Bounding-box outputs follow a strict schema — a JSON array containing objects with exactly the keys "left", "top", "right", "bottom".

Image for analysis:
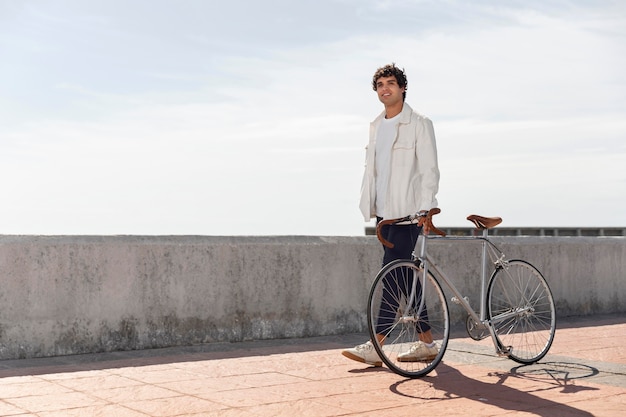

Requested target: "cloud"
[{"left": 1, "top": 1, "right": 624, "bottom": 235}]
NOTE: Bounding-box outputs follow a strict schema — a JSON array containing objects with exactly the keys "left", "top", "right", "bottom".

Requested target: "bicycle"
[{"left": 367, "top": 208, "right": 556, "bottom": 378}]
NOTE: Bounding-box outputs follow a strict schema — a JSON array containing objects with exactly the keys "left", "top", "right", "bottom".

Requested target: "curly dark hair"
[{"left": 372, "top": 63, "right": 407, "bottom": 101}]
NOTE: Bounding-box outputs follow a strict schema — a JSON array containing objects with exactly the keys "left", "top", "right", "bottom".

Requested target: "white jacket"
[{"left": 359, "top": 103, "right": 440, "bottom": 221}]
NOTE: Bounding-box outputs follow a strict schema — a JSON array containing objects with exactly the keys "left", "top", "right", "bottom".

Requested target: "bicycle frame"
[
  {"left": 369, "top": 211, "right": 556, "bottom": 377},
  {"left": 412, "top": 229, "right": 513, "bottom": 356}
]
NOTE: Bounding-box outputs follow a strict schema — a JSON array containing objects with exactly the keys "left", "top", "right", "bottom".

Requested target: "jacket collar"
[{"left": 372, "top": 102, "right": 413, "bottom": 125}]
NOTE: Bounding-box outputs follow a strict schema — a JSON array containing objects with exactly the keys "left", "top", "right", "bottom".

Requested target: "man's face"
[{"left": 375, "top": 76, "right": 404, "bottom": 106}]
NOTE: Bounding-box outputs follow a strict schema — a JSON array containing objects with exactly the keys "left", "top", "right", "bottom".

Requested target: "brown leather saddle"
[{"left": 467, "top": 214, "right": 502, "bottom": 230}]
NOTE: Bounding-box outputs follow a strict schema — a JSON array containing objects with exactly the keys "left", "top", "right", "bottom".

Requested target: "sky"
[{"left": 1, "top": 0, "right": 625, "bottom": 236}]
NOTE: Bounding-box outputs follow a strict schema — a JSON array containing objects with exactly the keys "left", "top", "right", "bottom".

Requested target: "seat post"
[{"left": 479, "top": 228, "right": 488, "bottom": 321}]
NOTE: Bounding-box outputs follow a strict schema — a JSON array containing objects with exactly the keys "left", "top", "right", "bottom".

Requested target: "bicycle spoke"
[
  {"left": 488, "top": 260, "right": 556, "bottom": 364},
  {"left": 367, "top": 260, "right": 449, "bottom": 378}
]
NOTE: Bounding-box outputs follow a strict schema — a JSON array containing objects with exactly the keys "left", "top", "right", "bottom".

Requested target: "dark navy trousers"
[{"left": 375, "top": 218, "right": 431, "bottom": 335}]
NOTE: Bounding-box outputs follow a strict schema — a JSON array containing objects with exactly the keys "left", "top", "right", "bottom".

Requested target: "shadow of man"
[{"left": 391, "top": 363, "right": 596, "bottom": 417}]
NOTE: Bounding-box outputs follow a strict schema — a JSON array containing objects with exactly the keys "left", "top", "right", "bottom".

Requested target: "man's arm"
[{"left": 415, "top": 117, "right": 440, "bottom": 211}]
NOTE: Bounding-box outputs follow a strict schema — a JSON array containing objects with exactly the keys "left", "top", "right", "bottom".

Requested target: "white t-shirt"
[{"left": 374, "top": 113, "right": 400, "bottom": 218}]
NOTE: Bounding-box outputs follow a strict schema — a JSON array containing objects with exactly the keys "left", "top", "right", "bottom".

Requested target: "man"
[{"left": 341, "top": 63, "right": 440, "bottom": 366}]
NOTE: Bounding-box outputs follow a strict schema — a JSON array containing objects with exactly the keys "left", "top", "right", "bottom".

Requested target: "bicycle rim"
[
  {"left": 367, "top": 260, "right": 449, "bottom": 378},
  {"left": 487, "top": 259, "right": 556, "bottom": 364}
]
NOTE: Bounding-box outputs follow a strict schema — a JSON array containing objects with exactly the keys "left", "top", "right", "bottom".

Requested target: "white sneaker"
[
  {"left": 397, "top": 341, "right": 438, "bottom": 362},
  {"left": 341, "top": 341, "right": 382, "bottom": 367}
]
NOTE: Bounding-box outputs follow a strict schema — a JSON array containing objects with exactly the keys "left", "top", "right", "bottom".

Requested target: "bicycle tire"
[
  {"left": 367, "top": 259, "right": 449, "bottom": 378},
  {"left": 487, "top": 259, "right": 556, "bottom": 364}
]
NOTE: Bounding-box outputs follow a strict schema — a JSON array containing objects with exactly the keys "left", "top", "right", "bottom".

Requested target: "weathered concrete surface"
[{"left": 0, "top": 235, "right": 624, "bottom": 359}]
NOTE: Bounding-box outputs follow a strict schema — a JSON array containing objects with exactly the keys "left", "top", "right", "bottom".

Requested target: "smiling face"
[
  {"left": 371, "top": 64, "right": 408, "bottom": 115},
  {"left": 375, "top": 75, "right": 405, "bottom": 108}
]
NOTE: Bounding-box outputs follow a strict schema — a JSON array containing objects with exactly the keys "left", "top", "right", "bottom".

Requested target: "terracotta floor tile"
[
  {"left": 52, "top": 374, "right": 144, "bottom": 391},
  {"left": 0, "top": 399, "right": 30, "bottom": 416},
  {"left": 156, "top": 378, "right": 223, "bottom": 396},
  {"left": 123, "top": 395, "right": 225, "bottom": 417},
  {"left": 37, "top": 404, "right": 151, "bottom": 417},
  {"left": 4, "top": 392, "right": 107, "bottom": 413},
  {"left": 88, "top": 384, "right": 182, "bottom": 403},
  {"left": 38, "top": 369, "right": 107, "bottom": 381},
  {"left": 242, "top": 398, "right": 350, "bottom": 417},
  {"left": 199, "top": 385, "right": 290, "bottom": 408},
  {"left": 315, "top": 389, "right": 411, "bottom": 414},
  {"left": 115, "top": 367, "right": 201, "bottom": 384},
  {"left": 0, "top": 379, "right": 74, "bottom": 398},
  {"left": 191, "top": 409, "right": 256, "bottom": 417},
  {"left": 233, "top": 371, "right": 309, "bottom": 388},
  {"left": 264, "top": 378, "right": 379, "bottom": 401}
]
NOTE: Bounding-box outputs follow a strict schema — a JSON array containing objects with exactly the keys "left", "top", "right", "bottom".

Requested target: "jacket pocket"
[
  {"left": 393, "top": 126, "right": 416, "bottom": 150},
  {"left": 392, "top": 134, "right": 416, "bottom": 168}
]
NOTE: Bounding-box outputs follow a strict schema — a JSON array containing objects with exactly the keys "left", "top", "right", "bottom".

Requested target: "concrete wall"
[{"left": 0, "top": 235, "right": 624, "bottom": 360}]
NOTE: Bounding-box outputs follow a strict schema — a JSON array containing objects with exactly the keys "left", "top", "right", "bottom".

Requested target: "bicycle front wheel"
[
  {"left": 487, "top": 260, "right": 556, "bottom": 364},
  {"left": 367, "top": 260, "right": 449, "bottom": 378}
]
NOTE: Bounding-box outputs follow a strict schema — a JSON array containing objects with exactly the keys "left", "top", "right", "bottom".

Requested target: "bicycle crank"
[{"left": 466, "top": 315, "right": 489, "bottom": 341}]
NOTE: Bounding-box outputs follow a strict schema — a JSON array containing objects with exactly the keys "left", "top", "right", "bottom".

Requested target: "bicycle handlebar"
[{"left": 376, "top": 208, "right": 447, "bottom": 249}]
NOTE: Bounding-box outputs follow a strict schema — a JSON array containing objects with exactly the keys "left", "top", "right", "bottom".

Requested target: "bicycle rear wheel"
[
  {"left": 487, "top": 260, "right": 556, "bottom": 364},
  {"left": 367, "top": 259, "right": 449, "bottom": 378}
]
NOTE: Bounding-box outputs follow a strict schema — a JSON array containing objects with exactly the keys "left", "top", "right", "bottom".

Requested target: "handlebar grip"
[{"left": 376, "top": 218, "right": 400, "bottom": 248}]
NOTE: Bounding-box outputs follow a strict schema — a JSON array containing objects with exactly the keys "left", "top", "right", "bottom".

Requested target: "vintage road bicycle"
[{"left": 367, "top": 208, "right": 556, "bottom": 378}]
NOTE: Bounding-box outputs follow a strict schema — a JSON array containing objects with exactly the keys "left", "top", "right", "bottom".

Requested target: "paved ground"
[{"left": 0, "top": 314, "right": 624, "bottom": 416}]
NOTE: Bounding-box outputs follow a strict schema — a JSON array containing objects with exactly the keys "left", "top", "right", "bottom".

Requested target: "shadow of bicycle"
[
  {"left": 390, "top": 362, "right": 598, "bottom": 416},
  {"left": 508, "top": 361, "right": 600, "bottom": 393}
]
